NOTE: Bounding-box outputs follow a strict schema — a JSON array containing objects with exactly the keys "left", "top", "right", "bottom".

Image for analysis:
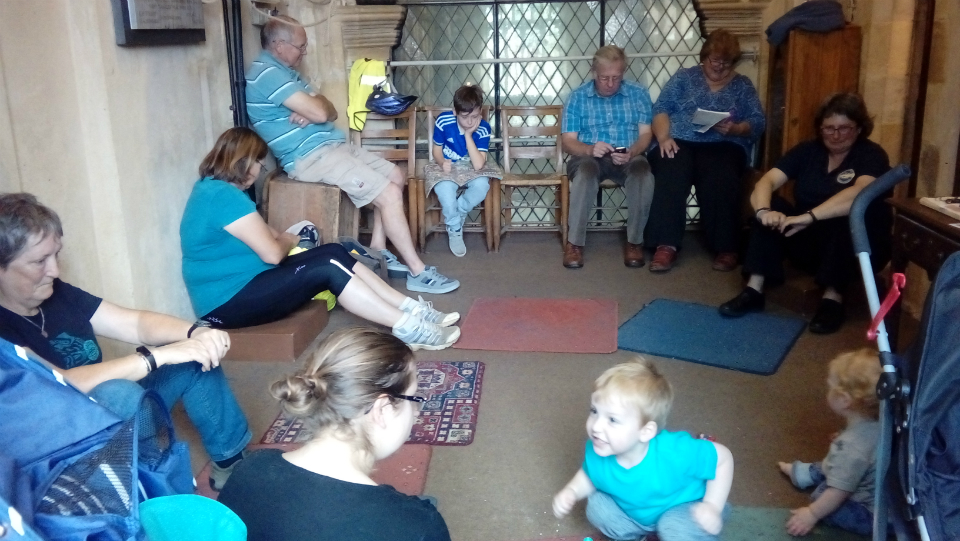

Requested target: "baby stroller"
[{"left": 850, "top": 164, "right": 960, "bottom": 541}]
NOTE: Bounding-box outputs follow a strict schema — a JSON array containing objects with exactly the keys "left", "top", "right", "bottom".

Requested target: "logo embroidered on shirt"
[
  {"left": 295, "top": 265, "right": 306, "bottom": 273},
  {"left": 837, "top": 169, "right": 856, "bottom": 184}
]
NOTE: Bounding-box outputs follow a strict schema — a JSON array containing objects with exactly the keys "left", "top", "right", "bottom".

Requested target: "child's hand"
[
  {"left": 691, "top": 501, "right": 723, "bottom": 535},
  {"left": 442, "top": 160, "right": 452, "bottom": 173},
  {"left": 785, "top": 506, "right": 818, "bottom": 536},
  {"left": 552, "top": 488, "right": 577, "bottom": 518},
  {"left": 778, "top": 461, "right": 793, "bottom": 477}
]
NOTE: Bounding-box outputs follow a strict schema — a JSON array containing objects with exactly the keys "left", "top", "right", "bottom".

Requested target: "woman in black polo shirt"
[{"left": 717, "top": 93, "right": 891, "bottom": 334}]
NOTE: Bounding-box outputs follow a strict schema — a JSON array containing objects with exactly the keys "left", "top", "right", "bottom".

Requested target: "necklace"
[{"left": 21, "top": 308, "right": 47, "bottom": 338}]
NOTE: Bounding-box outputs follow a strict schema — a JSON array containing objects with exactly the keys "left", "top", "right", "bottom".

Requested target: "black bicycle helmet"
[{"left": 366, "top": 83, "right": 418, "bottom": 116}]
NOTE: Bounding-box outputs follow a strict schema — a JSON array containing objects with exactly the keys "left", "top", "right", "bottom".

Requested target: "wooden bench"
[{"left": 222, "top": 301, "right": 330, "bottom": 363}]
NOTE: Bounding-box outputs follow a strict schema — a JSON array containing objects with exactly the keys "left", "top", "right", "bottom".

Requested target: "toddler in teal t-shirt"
[{"left": 553, "top": 358, "right": 734, "bottom": 541}]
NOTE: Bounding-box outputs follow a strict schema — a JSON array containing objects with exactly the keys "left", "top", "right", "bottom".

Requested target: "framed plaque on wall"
[{"left": 110, "top": 0, "right": 206, "bottom": 46}]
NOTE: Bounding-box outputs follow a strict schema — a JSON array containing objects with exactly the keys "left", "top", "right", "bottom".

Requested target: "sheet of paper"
[{"left": 691, "top": 108, "right": 731, "bottom": 133}]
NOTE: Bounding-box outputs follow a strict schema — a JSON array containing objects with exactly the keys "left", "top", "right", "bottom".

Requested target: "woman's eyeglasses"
[
  {"left": 393, "top": 393, "right": 426, "bottom": 411},
  {"left": 820, "top": 125, "right": 857, "bottom": 136},
  {"left": 392, "top": 393, "right": 426, "bottom": 405},
  {"left": 707, "top": 57, "right": 732, "bottom": 69}
]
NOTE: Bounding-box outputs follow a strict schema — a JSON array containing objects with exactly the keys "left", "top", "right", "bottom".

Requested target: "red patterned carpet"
[{"left": 261, "top": 360, "right": 485, "bottom": 446}]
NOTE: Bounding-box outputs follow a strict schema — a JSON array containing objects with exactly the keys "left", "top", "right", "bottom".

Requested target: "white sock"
[
  {"left": 399, "top": 297, "right": 418, "bottom": 311},
  {"left": 392, "top": 312, "right": 413, "bottom": 333}
]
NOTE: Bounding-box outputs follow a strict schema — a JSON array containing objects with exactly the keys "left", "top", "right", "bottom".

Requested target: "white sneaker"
[
  {"left": 402, "top": 296, "right": 460, "bottom": 327},
  {"left": 392, "top": 313, "right": 460, "bottom": 351},
  {"left": 447, "top": 227, "right": 466, "bottom": 257}
]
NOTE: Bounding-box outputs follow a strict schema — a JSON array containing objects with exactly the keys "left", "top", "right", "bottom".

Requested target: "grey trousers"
[{"left": 567, "top": 154, "right": 655, "bottom": 247}]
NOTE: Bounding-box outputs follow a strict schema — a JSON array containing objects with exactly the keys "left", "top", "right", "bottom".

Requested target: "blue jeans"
[
  {"left": 433, "top": 177, "right": 490, "bottom": 230},
  {"left": 586, "top": 491, "right": 730, "bottom": 541},
  {"left": 807, "top": 463, "right": 874, "bottom": 536},
  {"left": 89, "top": 363, "right": 251, "bottom": 462}
]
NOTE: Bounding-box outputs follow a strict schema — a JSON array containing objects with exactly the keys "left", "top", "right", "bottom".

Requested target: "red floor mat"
[{"left": 453, "top": 298, "right": 618, "bottom": 353}]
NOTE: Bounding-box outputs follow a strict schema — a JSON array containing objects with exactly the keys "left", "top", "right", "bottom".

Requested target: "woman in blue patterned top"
[{"left": 644, "top": 29, "right": 765, "bottom": 273}]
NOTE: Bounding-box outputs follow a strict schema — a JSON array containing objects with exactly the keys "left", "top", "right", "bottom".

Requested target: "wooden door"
[{"left": 764, "top": 26, "right": 861, "bottom": 170}]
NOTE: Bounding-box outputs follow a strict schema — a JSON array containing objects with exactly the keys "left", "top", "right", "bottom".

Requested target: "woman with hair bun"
[{"left": 218, "top": 327, "right": 451, "bottom": 541}]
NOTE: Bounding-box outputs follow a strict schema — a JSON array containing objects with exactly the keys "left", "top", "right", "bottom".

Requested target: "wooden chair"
[
  {"left": 349, "top": 108, "right": 418, "bottom": 241},
  {"left": 495, "top": 105, "right": 568, "bottom": 251},
  {"left": 587, "top": 179, "right": 629, "bottom": 231},
  {"left": 415, "top": 106, "right": 496, "bottom": 252}
]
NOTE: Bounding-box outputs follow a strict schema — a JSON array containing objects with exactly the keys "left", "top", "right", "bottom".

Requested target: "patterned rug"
[{"left": 261, "top": 360, "right": 485, "bottom": 446}]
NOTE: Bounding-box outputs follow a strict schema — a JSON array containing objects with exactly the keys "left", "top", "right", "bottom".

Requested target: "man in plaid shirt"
[{"left": 561, "top": 45, "right": 654, "bottom": 269}]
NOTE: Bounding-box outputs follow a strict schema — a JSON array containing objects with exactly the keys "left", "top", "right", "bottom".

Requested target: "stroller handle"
[{"left": 849, "top": 164, "right": 911, "bottom": 254}]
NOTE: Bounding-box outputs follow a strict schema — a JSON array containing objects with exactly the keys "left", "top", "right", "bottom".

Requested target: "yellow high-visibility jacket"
[{"left": 348, "top": 58, "right": 388, "bottom": 131}]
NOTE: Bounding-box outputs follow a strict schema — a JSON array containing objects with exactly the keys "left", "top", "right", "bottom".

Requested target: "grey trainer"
[
  {"left": 447, "top": 227, "right": 467, "bottom": 257},
  {"left": 404, "top": 295, "right": 460, "bottom": 327},
  {"left": 406, "top": 266, "right": 460, "bottom": 294},
  {"left": 392, "top": 313, "right": 460, "bottom": 351},
  {"left": 380, "top": 248, "right": 410, "bottom": 278}
]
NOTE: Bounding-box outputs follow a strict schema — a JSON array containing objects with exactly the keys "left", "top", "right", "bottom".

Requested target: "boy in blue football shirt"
[
  {"left": 553, "top": 359, "right": 734, "bottom": 541},
  {"left": 427, "top": 84, "right": 496, "bottom": 257}
]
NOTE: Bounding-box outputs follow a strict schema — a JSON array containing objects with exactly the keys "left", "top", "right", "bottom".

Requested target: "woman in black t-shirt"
[
  {"left": 717, "top": 93, "right": 892, "bottom": 334},
  {"left": 218, "top": 327, "right": 451, "bottom": 541}
]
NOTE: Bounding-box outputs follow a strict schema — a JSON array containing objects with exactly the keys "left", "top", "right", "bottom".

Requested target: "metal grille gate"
[{"left": 392, "top": 0, "right": 704, "bottom": 228}]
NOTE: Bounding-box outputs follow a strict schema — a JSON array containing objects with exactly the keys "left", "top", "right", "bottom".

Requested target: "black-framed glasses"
[
  {"left": 820, "top": 125, "right": 857, "bottom": 136},
  {"left": 707, "top": 57, "right": 732, "bottom": 69},
  {"left": 392, "top": 393, "right": 426, "bottom": 405}
]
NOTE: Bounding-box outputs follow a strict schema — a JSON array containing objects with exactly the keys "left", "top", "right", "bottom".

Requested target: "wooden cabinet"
[{"left": 764, "top": 26, "right": 862, "bottom": 170}]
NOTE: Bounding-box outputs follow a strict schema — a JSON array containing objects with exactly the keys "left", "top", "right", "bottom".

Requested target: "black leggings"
[
  {"left": 644, "top": 140, "right": 748, "bottom": 253},
  {"left": 742, "top": 195, "right": 892, "bottom": 293},
  {"left": 202, "top": 244, "right": 357, "bottom": 329}
]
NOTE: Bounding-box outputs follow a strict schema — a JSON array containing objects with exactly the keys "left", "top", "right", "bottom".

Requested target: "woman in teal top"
[{"left": 179, "top": 128, "right": 461, "bottom": 351}]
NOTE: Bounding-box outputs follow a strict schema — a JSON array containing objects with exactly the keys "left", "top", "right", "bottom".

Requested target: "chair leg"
[
  {"left": 485, "top": 180, "right": 497, "bottom": 252},
  {"left": 493, "top": 181, "right": 502, "bottom": 252}
]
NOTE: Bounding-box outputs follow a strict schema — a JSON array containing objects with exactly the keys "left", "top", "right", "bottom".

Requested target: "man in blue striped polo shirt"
[
  {"left": 561, "top": 46, "right": 655, "bottom": 269},
  {"left": 245, "top": 16, "right": 459, "bottom": 295}
]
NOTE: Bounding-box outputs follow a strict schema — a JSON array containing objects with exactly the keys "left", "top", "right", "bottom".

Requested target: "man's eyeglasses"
[
  {"left": 820, "top": 125, "right": 857, "bottom": 136},
  {"left": 282, "top": 39, "right": 307, "bottom": 54}
]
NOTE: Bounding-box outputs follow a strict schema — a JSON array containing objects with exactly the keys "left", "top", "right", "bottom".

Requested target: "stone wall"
[{"left": 0, "top": 0, "right": 237, "bottom": 355}]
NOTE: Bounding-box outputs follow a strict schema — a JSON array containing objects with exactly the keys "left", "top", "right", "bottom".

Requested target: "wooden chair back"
[{"left": 500, "top": 105, "right": 564, "bottom": 171}]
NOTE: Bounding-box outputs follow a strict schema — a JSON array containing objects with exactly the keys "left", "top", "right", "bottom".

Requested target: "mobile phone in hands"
[{"left": 614, "top": 147, "right": 628, "bottom": 153}]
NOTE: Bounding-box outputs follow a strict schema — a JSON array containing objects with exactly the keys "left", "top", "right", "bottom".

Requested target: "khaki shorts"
[{"left": 290, "top": 142, "right": 395, "bottom": 207}]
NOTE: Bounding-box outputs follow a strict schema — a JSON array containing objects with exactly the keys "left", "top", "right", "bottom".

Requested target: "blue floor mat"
[{"left": 618, "top": 299, "right": 806, "bottom": 375}]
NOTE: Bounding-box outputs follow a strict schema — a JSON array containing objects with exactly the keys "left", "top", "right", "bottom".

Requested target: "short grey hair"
[
  {"left": 260, "top": 15, "right": 300, "bottom": 50},
  {"left": 0, "top": 193, "right": 63, "bottom": 268}
]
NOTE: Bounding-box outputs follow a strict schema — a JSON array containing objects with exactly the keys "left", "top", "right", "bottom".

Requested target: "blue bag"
[{"left": 0, "top": 339, "right": 195, "bottom": 541}]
